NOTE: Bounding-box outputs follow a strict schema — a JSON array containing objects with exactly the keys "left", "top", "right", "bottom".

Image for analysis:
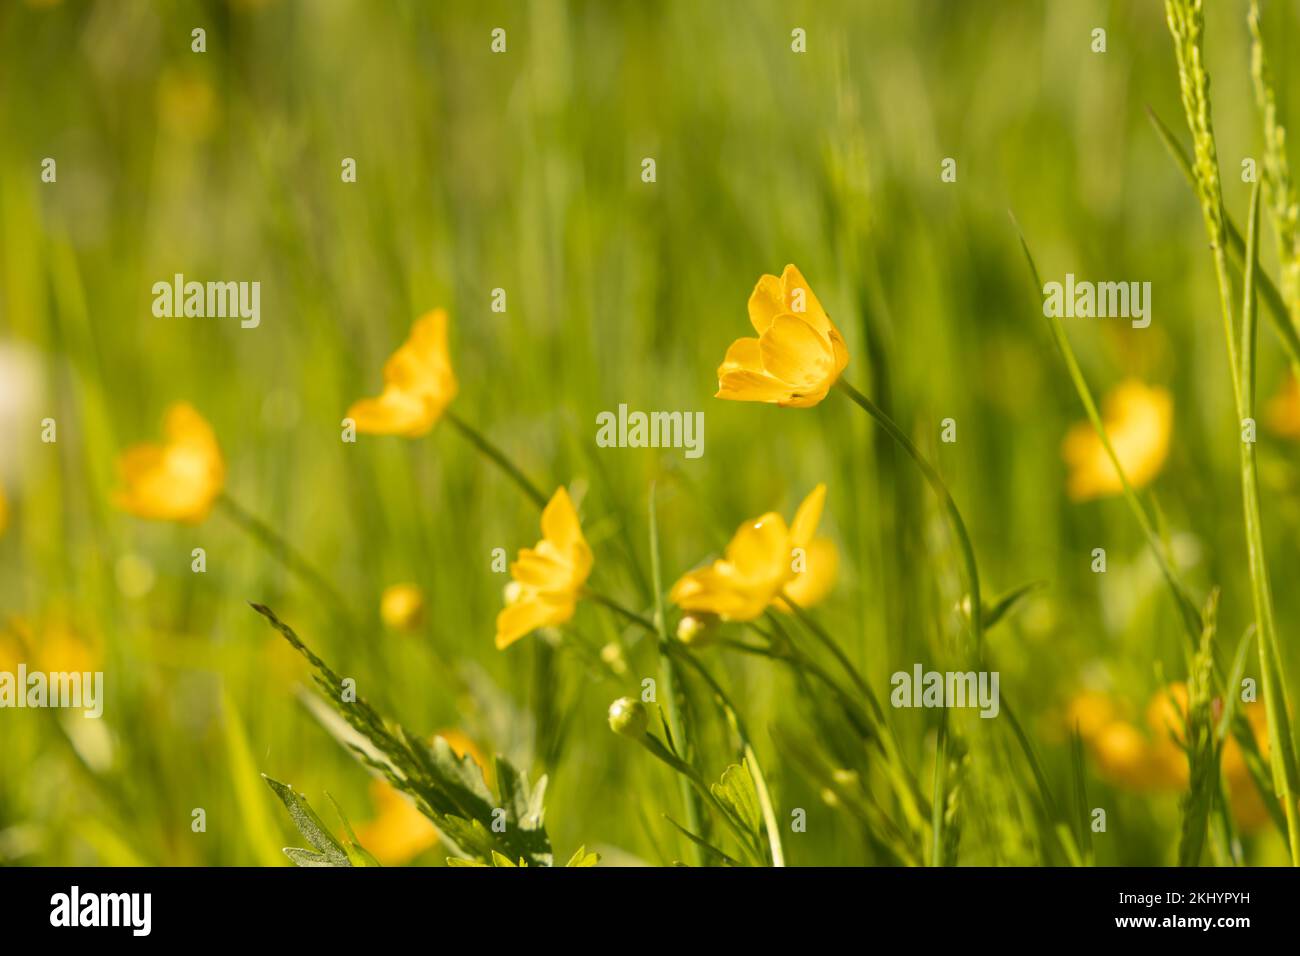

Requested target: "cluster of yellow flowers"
[
  {"left": 1067, "top": 685, "right": 1269, "bottom": 830},
  {"left": 98, "top": 262, "right": 1236, "bottom": 853},
  {"left": 103, "top": 264, "right": 1191, "bottom": 652}
]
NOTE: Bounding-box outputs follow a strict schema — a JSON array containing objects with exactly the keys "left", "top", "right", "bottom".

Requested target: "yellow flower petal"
[
  {"left": 718, "top": 266, "right": 847, "bottom": 408},
  {"left": 748, "top": 274, "right": 785, "bottom": 335},
  {"left": 351, "top": 309, "right": 458, "bottom": 437},
  {"left": 113, "top": 402, "right": 225, "bottom": 523},
  {"left": 759, "top": 315, "right": 835, "bottom": 390},
  {"left": 780, "top": 537, "right": 838, "bottom": 610},
  {"left": 495, "top": 595, "right": 573, "bottom": 649},
  {"left": 1062, "top": 380, "right": 1171, "bottom": 501},
  {"left": 789, "top": 483, "right": 826, "bottom": 550},
  {"left": 541, "top": 486, "right": 583, "bottom": 553},
  {"left": 779, "top": 264, "right": 833, "bottom": 337},
  {"left": 725, "top": 512, "right": 790, "bottom": 584},
  {"left": 347, "top": 386, "right": 435, "bottom": 437},
  {"left": 495, "top": 486, "right": 592, "bottom": 649}
]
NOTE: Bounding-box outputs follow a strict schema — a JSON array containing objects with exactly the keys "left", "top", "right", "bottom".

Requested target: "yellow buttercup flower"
[
  {"left": 380, "top": 583, "right": 425, "bottom": 632},
  {"left": 671, "top": 484, "right": 829, "bottom": 622},
  {"left": 114, "top": 403, "right": 226, "bottom": 523},
  {"left": 1061, "top": 379, "right": 1171, "bottom": 501},
  {"left": 716, "top": 265, "right": 849, "bottom": 408},
  {"left": 495, "top": 487, "right": 593, "bottom": 649},
  {"left": 777, "top": 537, "right": 838, "bottom": 612},
  {"left": 347, "top": 309, "right": 458, "bottom": 437}
]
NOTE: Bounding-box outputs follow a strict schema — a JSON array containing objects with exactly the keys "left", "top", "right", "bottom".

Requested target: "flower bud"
[
  {"left": 607, "top": 697, "right": 648, "bottom": 738},
  {"left": 676, "top": 613, "right": 717, "bottom": 646}
]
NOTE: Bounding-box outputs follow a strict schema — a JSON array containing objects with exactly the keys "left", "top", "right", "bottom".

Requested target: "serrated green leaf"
[
  {"left": 283, "top": 848, "right": 339, "bottom": 868},
  {"left": 710, "top": 762, "right": 762, "bottom": 837},
  {"left": 262, "top": 775, "right": 350, "bottom": 867}
]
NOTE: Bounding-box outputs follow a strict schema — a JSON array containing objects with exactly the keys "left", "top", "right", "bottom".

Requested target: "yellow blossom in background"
[
  {"left": 776, "top": 537, "right": 838, "bottom": 612},
  {"left": 113, "top": 403, "right": 226, "bottom": 523},
  {"left": 1061, "top": 379, "right": 1172, "bottom": 501},
  {"left": 495, "top": 487, "right": 592, "bottom": 649},
  {"left": 2, "top": 615, "right": 101, "bottom": 674},
  {"left": 380, "top": 583, "right": 425, "bottom": 632},
  {"left": 671, "top": 484, "right": 829, "bottom": 621},
  {"left": 0, "top": 486, "right": 8, "bottom": 536},
  {"left": 716, "top": 265, "right": 849, "bottom": 407},
  {"left": 355, "top": 731, "right": 486, "bottom": 865},
  {"left": 356, "top": 781, "right": 438, "bottom": 865},
  {"left": 347, "top": 309, "right": 458, "bottom": 437},
  {"left": 1069, "top": 684, "right": 1271, "bottom": 831},
  {"left": 1264, "top": 375, "right": 1300, "bottom": 438}
]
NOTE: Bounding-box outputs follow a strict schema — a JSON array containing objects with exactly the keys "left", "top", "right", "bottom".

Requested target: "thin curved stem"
[
  {"left": 443, "top": 410, "right": 548, "bottom": 510},
  {"left": 834, "top": 378, "right": 984, "bottom": 651}
]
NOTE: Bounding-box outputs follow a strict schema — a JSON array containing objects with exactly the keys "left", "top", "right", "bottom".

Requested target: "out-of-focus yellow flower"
[
  {"left": 1264, "top": 375, "right": 1300, "bottom": 438},
  {"left": 1062, "top": 380, "right": 1172, "bottom": 501},
  {"left": 347, "top": 310, "right": 458, "bottom": 437},
  {"left": 0, "top": 486, "right": 8, "bottom": 536},
  {"left": 114, "top": 403, "right": 225, "bottom": 523},
  {"left": 2, "top": 615, "right": 101, "bottom": 674},
  {"left": 671, "top": 484, "right": 828, "bottom": 622},
  {"left": 1071, "top": 684, "right": 1273, "bottom": 831},
  {"left": 380, "top": 583, "right": 425, "bottom": 632},
  {"left": 356, "top": 781, "right": 437, "bottom": 865},
  {"left": 495, "top": 487, "right": 592, "bottom": 649},
  {"left": 356, "top": 730, "right": 487, "bottom": 865},
  {"left": 1064, "top": 690, "right": 1118, "bottom": 740},
  {"left": 777, "top": 537, "right": 838, "bottom": 612},
  {"left": 716, "top": 265, "right": 849, "bottom": 408}
]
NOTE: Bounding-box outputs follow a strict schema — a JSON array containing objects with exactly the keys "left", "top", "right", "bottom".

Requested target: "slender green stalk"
[
  {"left": 833, "top": 377, "right": 984, "bottom": 651},
  {"left": 588, "top": 579, "right": 785, "bottom": 866},
  {"left": 1238, "top": 184, "right": 1300, "bottom": 863},
  {"left": 647, "top": 485, "right": 707, "bottom": 865},
  {"left": 443, "top": 410, "right": 548, "bottom": 510},
  {"left": 666, "top": 642, "right": 785, "bottom": 866},
  {"left": 217, "top": 493, "right": 356, "bottom": 630},
  {"left": 930, "top": 711, "right": 948, "bottom": 867},
  {"left": 781, "top": 590, "right": 883, "bottom": 723},
  {"left": 1011, "top": 224, "right": 1204, "bottom": 641},
  {"left": 1146, "top": 105, "right": 1300, "bottom": 378},
  {"left": 636, "top": 732, "right": 763, "bottom": 862}
]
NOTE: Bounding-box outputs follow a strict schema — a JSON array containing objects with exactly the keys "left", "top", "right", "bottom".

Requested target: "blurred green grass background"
[{"left": 2, "top": 0, "right": 1299, "bottom": 866}]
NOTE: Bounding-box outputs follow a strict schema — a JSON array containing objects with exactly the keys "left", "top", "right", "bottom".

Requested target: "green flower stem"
[
  {"left": 587, "top": 583, "right": 784, "bottom": 866},
  {"left": 1146, "top": 105, "right": 1300, "bottom": 378},
  {"left": 1013, "top": 223, "right": 1204, "bottom": 641},
  {"left": 665, "top": 641, "right": 786, "bottom": 866},
  {"left": 1238, "top": 185, "right": 1300, "bottom": 864},
  {"left": 648, "top": 485, "right": 707, "bottom": 866},
  {"left": 636, "top": 732, "right": 762, "bottom": 862},
  {"left": 217, "top": 493, "right": 356, "bottom": 631},
  {"left": 443, "top": 410, "right": 549, "bottom": 510},
  {"left": 758, "top": 613, "right": 927, "bottom": 837},
  {"left": 834, "top": 377, "right": 984, "bottom": 651},
  {"left": 780, "top": 591, "right": 884, "bottom": 724}
]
